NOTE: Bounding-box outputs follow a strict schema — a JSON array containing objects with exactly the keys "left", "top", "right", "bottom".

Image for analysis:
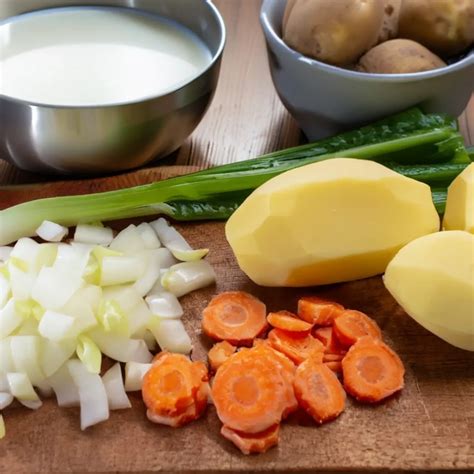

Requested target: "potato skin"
[
  {"left": 399, "top": 0, "right": 474, "bottom": 56},
  {"left": 377, "top": 0, "right": 403, "bottom": 43},
  {"left": 357, "top": 39, "right": 447, "bottom": 74},
  {"left": 283, "top": 0, "right": 385, "bottom": 66}
]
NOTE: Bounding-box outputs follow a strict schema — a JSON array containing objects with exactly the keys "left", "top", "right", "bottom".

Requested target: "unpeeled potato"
[{"left": 377, "top": 0, "right": 403, "bottom": 43}]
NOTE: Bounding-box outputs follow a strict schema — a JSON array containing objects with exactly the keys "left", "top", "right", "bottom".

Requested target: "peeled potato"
[
  {"left": 226, "top": 158, "right": 440, "bottom": 287},
  {"left": 384, "top": 231, "right": 474, "bottom": 351},
  {"left": 283, "top": 0, "right": 385, "bottom": 65},
  {"left": 357, "top": 39, "right": 447, "bottom": 74},
  {"left": 443, "top": 163, "right": 474, "bottom": 233},
  {"left": 399, "top": 0, "right": 474, "bottom": 56}
]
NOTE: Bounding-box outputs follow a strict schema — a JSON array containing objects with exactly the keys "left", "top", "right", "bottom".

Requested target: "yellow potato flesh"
[
  {"left": 225, "top": 158, "right": 440, "bottom": 287},
  {"left": 443, "top": 163, "right": 474, "bottom": 233},
  {"left": 384, "top": 231, "right": 474, "bottom": 351}
]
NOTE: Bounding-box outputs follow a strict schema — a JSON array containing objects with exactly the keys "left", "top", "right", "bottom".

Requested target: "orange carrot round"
[
  {"left": 202, "top": 291, "right": 268, "bottom": 345},
  {"left": 208, "top": 341, "right": 237, "bottom": 372},
  {"left": 267, "top": 310, "right": 313, "bottom": 332},
  {"left": 323, "top": 353, "right": 344, "bottom": 362},
  {"left": 333, "top": 310, "right": 382, "bottom": 347},
  {"left": 298, "top": 296, "right": 345, "bottom": 326},
  {"left": 324, "top": 361, "right": 343, "bottom": 374},
  {"left": 293, "top": 358, "right": 346, "bottom": 424},
  {"left": 342, "top": 337, "right": 405, "bottom": 403},
  {"left": 313, "top": 326, "right": 347, "bottom": 355},
  {"left": 268, "top": 328, "right": 324, "bottom": 365},
  {"left": 220, "top": 424, "right": 280, "bottom": 455}
]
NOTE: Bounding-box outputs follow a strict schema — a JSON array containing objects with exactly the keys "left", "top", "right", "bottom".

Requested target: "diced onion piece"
[
  {"left": 145, "top": 292, "right": 183, "bottom": 319},
  {"left": 148, "top": 318, "right": 192, "bottom": 354},
  {"left": 35, "top": 379, "right": 54, "bottom": 398},
  {"left": 143, "top": 330, "right": 158, "bottom": 351},
  {"left": 10, "top": 336, "right": 45, "bottom": 386},
  {"left": 38, "top": 310, "right": 76, "bottom": 341},
  {"left": 0, "top": 392, "right": 13, "bottom": 410},
  {"left": 97, "top": 300, "right": 129, "bottom": 335},
  {"left": 109, "top": 225, "right": 146, "bottom": 254},
  {"left": 102, "top": 286, "right": 142, "bottom": 313},
  {"left": 89, "top": 328, "right": 153, "bottom": 363},
  {"left": 0, "top": 373, "right": 8, "bottom": 392},
  {"left": 35, "top": 221, "right": 68, "bottom": 242},
  {"left": 124, "top": 362, "right": 152, "bottom": 392},
  {"left": 14, "top": 317, "right": 39, "bottom": 336},
  {"left": 161, "top": 261, "right": 216, "bottom": 298},
  {"left": 0, "top": 299, "right": 23, "bottom": 338},
  {"left": 8, "top": 264, "right": 36, "bottom": 301},
  {"left": 76, "top": 335, "right": 102, "bottom": 374},
  {"left": 48, "top": 364, "right": 80, "bottom": 407},
  {"left": 35, "top": 243, "right": 58, "bottom": 270},
  {"left": 0, "top": 338, "right": 14, "bottom": 373},
  {"left": 128, "top": 300, "right": 152, "bottom": 337},
  {"left": 74, "top": 224, "right": 114, "bottom": 246},
  {"left": 132, "top": 250, "right": 163, "bottom": 297},
  {"left": 100, "top": 256, "right": 146, "bottom": 286},
  {"left": 136, "top": 222, "right": 161, "bottom": 249},
  {"left": 74, "top": 285, "right": 102, "bottom": 313},
  {"left": 67, "top": 359, "right": 109, "bottom": 430},
  {"left": 0, "top": 414, "right": 5, "bottom": 439},
  {"left": 54, "top": 243, "right": 92, "bottom": 277},
  {"left": 41, "top": 339, "right": 76, "bottom": 377},
  {"left": 0, "top": 274, "right": 9, "bottom": 309},
  {"left": 20, "top": 399, "right": 43, "bottom": 410},
  {"left": 150, "top": 218, "right": 208, "bottom": 262},
  {"left": 0, "top": 246, "right": 13, "bottom": 262},
  {"left": 7, "top": 372, "right": 40, "bottom": 401},
  {"left": 102, "top": 363, "right": 131, "bottom": 410},
  {"left": 10, "top": 238, "right": 40, "bottom": 265}
]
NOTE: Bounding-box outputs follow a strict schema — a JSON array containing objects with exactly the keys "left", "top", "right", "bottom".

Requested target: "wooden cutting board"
[{"left": 1, "top": 170, "right": 473, "bottom": 474}]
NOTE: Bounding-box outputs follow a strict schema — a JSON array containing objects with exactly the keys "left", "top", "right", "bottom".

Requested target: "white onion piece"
[
  {"left": 150, "top": 218, "right": 208, "bottom": 262},
  {"left": 31, "top": 266, "right": 82, "bottom": 311},
  {"left": 36, "top": 243, "right": 58, "bottom": 270},
  {"left": 100, "top": 256, "right": 146, "bottom": 286},
  {"left": 68, "top": 359, "right": 109, "bottom": 430},
  {"left": 14, "top": 317, "right": 39, "bottom": 336},
  {"left": 133, "top": 250, "right": 163, "bottom": 297},
  {"left": 128, "top": 300, "right": 152, "bottom": 337},
  {"left": 11, "top": 238, "right": 40, "bottom": 264},
  {"left": 109, "top": 225, "right": 146, "bottom": 254},
  {"left": 54, "top": 242, "right": 91, "bottom": 277},
  {"left": 143, "top": 330, "right": 158, "bottom": 351},
  {"left": 148, "top": 318, "right": 192, "bottom": 354},
  {"left": 102, "top": 363, "right": 131, "bottom": 410},
  {"left": 74, "top": 224, "right": 114, "bottom": 246},
  {"left": 0, "top": 373, "right": 8, "bottom": 392},
  {"left": 0, "top": 338, "right": 14, "bottom": 373},
  {"left": 48, "top": 364, "right": 80, "bottom": 407},
  {"left": 10, "top": 336, "right": 45, "bottom": 386},
  {"left": 102, "top": 285, "right": 142, "bottom": 313},
  {"left": 41, "top": 339, "right": 76, "bottom": 377},
  {"left": 0, "top": 392, "right": 13, "bottom": 410},
  {"left": 35, "top": 221, "right": 68, "bottom": 243},
  {"left": 0, "top": 414, "right": 4, "bottom": 439},
  {"left": 161, "top": 261, "right": 216, "bottom": 298},
  {"left": 35, "top": 379, "right": 54, "bottom": 398},
  {"left": 73, "top": 285, "right": 102, "bottom": 313},
  {"left": 8, "top": 264, "right": 36, "bottom": 301},
  {"left": 7, "top": 372, "right": 40, "bottom": 401},
  {"left": 38, "top": 310, "right": 76, "bottom": 341},
  {"left": 0, "top": 274, "right": 9, "bottom": 309},
  {"left": 0, "top": 246, "right": 13, "bottom": 262},
  {"left": 124, "top": 362, "right": 152, "bottom": 392},
  {"left": 62, "top": 293, "right": 98, "bottom": 334},
  {"left": 146, "top": 292, "right": 183, "bottom": 319},
  {"left": 20, "top": 399, "right": 43, "bottom": 410},
  {"left": 136, "top": 222, "right": 161, "bottom": 249},
  {"left": 0, "top": 299, "right": 23, "bottom": 338},
  {"left": 89, "top": 329, "right": 153, "bottom": 363}
]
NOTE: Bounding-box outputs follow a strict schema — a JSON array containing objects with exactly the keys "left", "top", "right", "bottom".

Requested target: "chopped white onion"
[
  {"left": 72, "top": 285, "right": 102, "bottom": 313},
  {"left": 48, "top": 364, "right": 80, "bottom": 407},
  {"left": 161, "top": 261, "right": 216, "bottom": 298},
  {"left": 0, "top": 274, "right": 9, "bottom": 309},
  {"left": 146, "top": 292, "right": 183, "bottom": 319},
  {"left": 54, "top": 242, "right": 91, "bottom": 276},
  {"left": 128, "top": 300, "right": 153, "bottom": 337},
  {"left": 0, "top": 247, "right": 13, "bottom": 263},
  {"left": 0, "top": 392, "right": 13, "bottom": 410},
  {"left": 0, "top": 299, "right": 23, "bottom": 338},
  {"left": 36, "top": 379, "right": 54, "bottom": 398},
  {"left": 136, "top": 222, "right": 161, "bottom": 249},
  {"left": 143, "top": 330, "right": 158, "bottom": 351},
  {"left": 10, "top": 336, "right": 45, "bottom": 386},
  {"left": 124, "top": 362, "right": 152, "bottom": 392},
  {"left": 41, "top": 339, "right": 76, "bottom": 377},
  {"left": 20, "top": 399, "right": 43, "bottom": 410},
  {"left": 0, "top": 373, "right": 8, "bottom": 392},
  {"left": 14, "top": 317, "right": 39, "bottom": 336},
  {"left": 148, "top": 318, "right": 192, "bottom": 354},
  {"left": 35, "top": 221, "right": 68, "bottom": 243},
  {"left": 100, "top": 256, "right": 146, "bottom": 286},
  {"left": 74, "top": 224, "right": 114, "bottom": 246},
  {"left": 8, "top": 264, "right": 36, "bottom": 301},
  {"left": 11, "top": 238, "right": 40, "bottom": 264},
  {"left": 68, "top": 359, "right": 109, "bottom": 430},
  {"left": 102, "top": 363, "right": 131, "bottom": 410},
  {"left": 7, "top": 372, "right": 40, "bottom": 401},
  {"left": 38, "top": 310, "right": 76, "bottom": 341},
  {"left": 102, "top": 285, "right": 142, "bottom": 313},
  {"left": 0, "top": 338, "right": 14, "bottom": 373},
  {"left": 0, "top": 414, "right": 4, "bottom": 439},
  {"left": 109, "top": 225, "right": 146, "bottom": 254},
  {"left": 132, "top": 250, "right": 163, "bottom": 297}
]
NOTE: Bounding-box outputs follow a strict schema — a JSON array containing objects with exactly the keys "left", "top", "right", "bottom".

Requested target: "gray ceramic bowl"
[
  {"left": 0, "top": 0, "right": 225, "bottom": 174},
  {"left": 260, "top": 0, "right": 474, "bottom": 140}
]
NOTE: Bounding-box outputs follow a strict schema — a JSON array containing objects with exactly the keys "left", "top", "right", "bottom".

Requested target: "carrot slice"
[
  {"left": 298, "top": 296, "right": 345, "bottom": 326},
  {"left": 221, "top": 424, "right": 280, "bottom": 455},
  {"left": 268, "top": 328, "right": 324, "bottom": 365},
  {"left": 267, "top": 310, "right": 313, "bottom": 332},
  {"left": 333, "top": 310, "right": 382, "bottom": 347},
  {"left": 324, "top": 361, "right": 342, "bottom": 374},
  {"left": 323, "top": 353, "right": 344, "bottom": 362},
  {"left": 313, "top": 327, "right": 347, "bottom": 356},
  {"left": 212, "top": 353, "right": 287, "bottom": 433},
  {"left": 293, "top": 358, "right": 346, "bottom": 424},
  {"left": 342, "top": 336, "right": 404, "bottom": 403},
  {"left": 208, "top": 341, "right": 237, "bottom": 372},
  {"left": 202, "top": 291, "right": 268, "bottom": 345}
]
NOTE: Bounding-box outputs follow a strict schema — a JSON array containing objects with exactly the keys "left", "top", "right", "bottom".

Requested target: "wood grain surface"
[{"left": 0, "top": 1, "right": 473, "bottom": 473}]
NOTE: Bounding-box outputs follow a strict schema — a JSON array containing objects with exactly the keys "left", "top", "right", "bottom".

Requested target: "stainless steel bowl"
[
  {"left": 261, "top": 0, "right": 474, "bottom": 140},
  {"left": 0, "top": 0, "right": 225, "bottom": 174}
]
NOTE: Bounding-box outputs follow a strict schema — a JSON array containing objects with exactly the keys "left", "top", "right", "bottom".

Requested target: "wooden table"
[{"left": 1, "top": 2, "right": 473, "bottom": 473}]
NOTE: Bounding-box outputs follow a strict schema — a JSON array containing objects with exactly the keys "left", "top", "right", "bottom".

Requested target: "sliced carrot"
[
  {"left": 297, "top": 296, "right": 345, "bottom": 326},
  {"left": 323, "top": 353, "right": 344, "bottom": 362},
  {"left": 142, "top": 353, "right": 208, "bottom": 420},
  {"left": 313, "top": 326, "right": 347, "bottom": 356},
  {"left": 333, "top": 310, "right": 382, "bottom": 347},
  {"left": 268, "top": 328, "right": 324, "bottom": 365},
  {"left": 212, "top": 351, "right": 287, "bottom": 433},
  {"left": 324, "top": 361, "right": 342, "bottom": 374},
  {"left": 267, "top": 310, "right": 313, "bottom": 332},
  {"left": 293, "top": 358, "right": 346, "bottom": 424},
  {"left": 208, "top": 341, "right": 237, "bottom": 372},
  {"left": 202, "top": 291, "right": 268, "bottom": 345},
  {"left": 342, "top": 336, "right": 405, "bottom": 403},
  {"left": 221, "top": 424, "right": 280, "bottom": 455}
]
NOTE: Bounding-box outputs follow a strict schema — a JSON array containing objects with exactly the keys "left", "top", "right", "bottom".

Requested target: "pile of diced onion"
[{"left": 0, "top": 218, "right": 216, "bottom": 437}]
